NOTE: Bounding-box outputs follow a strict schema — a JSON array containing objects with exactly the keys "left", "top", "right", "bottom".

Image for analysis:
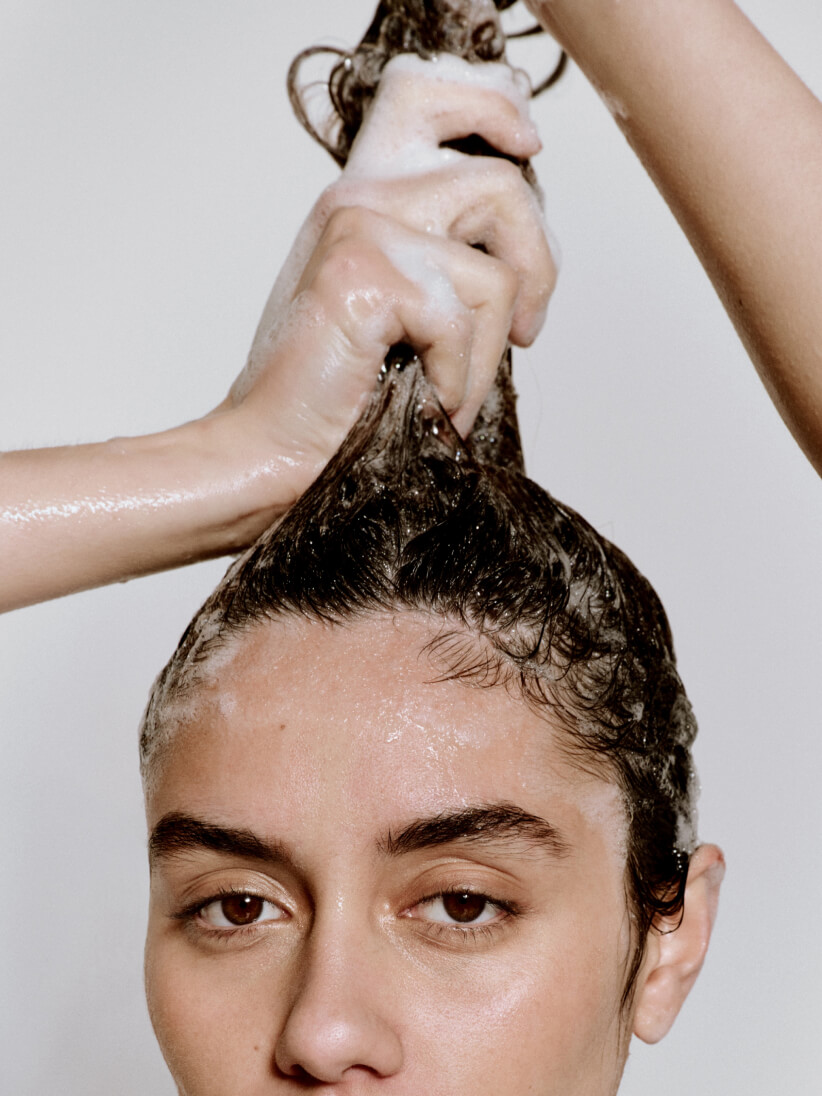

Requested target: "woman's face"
[{"left": 144, "top": 612, "right": 638, "bottom": 1095}]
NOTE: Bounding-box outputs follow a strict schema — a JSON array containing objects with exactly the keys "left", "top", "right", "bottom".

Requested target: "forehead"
[{"left": 148, "top": 613, "right": 625, "bottom": 853}]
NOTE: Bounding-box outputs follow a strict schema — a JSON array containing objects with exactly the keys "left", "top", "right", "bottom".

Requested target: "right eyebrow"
[{"left": 148, "top": 812, "right": 288, "bottom": 868}]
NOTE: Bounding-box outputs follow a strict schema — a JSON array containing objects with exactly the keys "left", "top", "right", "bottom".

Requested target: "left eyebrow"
[{"left": 379, "top": 803, "right": 571, "bottom": 859}]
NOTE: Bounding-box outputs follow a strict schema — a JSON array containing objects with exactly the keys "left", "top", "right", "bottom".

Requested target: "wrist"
[
  {"left": 188, "top": 406, "right": 329, "bottom": 552},
  {"left": 167, "top": 414, "right": 290, "bottom": 555}
]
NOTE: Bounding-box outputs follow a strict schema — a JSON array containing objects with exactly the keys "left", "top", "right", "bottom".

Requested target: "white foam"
[
  {"left": 345, "top": 54, "right": 538, "bottom": 181},
  {"left": 381, "top": 235, "right": 465, "bottom": 322},
  {"left": 234, "top": 214, "right": 326, "bottom": 400},
  {"left": 383, "top": 53, "right": 531, "bottom": 108}
]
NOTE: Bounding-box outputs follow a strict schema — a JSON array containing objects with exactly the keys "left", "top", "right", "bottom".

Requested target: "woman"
[{"left": 1, "top": 1, "right": 819, "bottom": 1092}]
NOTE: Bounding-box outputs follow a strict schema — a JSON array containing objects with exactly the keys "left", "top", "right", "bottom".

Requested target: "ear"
[{"left": 632, "top": 844, "right": 725, "bottom": 1044}]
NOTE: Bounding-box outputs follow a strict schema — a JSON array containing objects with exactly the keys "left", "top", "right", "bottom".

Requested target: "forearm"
[
  {"left": 0, "top": 416, "right": 290, "bottom": 613},
  {"left": 531, "top": 0, "right": 822, "bottom": 472},
  {"left": 0, "top": 57, "right": 552, "bottom": 615}
]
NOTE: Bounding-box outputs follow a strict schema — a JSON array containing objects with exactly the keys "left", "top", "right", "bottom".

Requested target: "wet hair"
[
  {"left": 288, "top": 0, "right": 567, "bottom": 170},
  {"left": 140, "top": 0, "right": 696, "bottom": 1008},
  {"left": 141, "top": 354, "right": 698, "bottom": 1007}
]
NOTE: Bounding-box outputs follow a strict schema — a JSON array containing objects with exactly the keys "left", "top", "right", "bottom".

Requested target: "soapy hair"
[
  {"left": 287, "top": 0, "right": 567, "bottom": 169},
  {"left": 140, "top": 354, "right": 698, "bottom": 1006},
  {"left": 140, "top": 0, "right": 695, "bottom": 1007}
]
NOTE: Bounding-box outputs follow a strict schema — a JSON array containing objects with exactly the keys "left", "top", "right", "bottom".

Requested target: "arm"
[
  {"left": 0, "top": 59, "right": 553, "bottom": 613},
  {"left": 527, "top": 0, "right": 822, "bottom": 473},
  {"left": 0, "top": 422, "right": 287, "bottom": 612}
]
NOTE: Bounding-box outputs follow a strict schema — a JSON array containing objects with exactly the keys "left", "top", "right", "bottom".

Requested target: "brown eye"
[
  {"left": 441, "top": 892, "right": 488, "bottom": 923},
  {"left": 221, "top": 895, "right": 264, "bottom": 925},
  {"left": 199, "top": 894, "right": 285, "bottom": 929},
  {"left": 414, "top": 891, "right": 501, "bottom": 926}
]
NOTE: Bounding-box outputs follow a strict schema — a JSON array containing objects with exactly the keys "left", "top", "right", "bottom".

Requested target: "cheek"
[
  {"left": 143, "top": 923, "right": 629, "bottom": 1096},
  {"left": 144, "top": 923, "right": 280, "bottom": 1094},
  {"left": 397, "top": 924, "right": 628, "bottom": 1094}
]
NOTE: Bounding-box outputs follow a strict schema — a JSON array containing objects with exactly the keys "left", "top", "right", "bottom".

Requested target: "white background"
[{"left": 0, "top": 2, "right": 820, "bottom": 1092}]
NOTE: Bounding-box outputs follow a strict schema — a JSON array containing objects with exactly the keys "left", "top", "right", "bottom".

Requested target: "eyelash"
[
  {"left": 173, "top": 886, "right": 285, "bottom": 943},
  {"left": 408, "top": 889, "right": 521, "bottom": 946},
  {"left": 173, "top": 887, "right": 522, "bottom": 946}
]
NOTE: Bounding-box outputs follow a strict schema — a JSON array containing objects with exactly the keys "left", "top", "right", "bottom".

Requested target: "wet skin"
[{"left": 144, "top": 613, "right": 658, "bottom": 1094}]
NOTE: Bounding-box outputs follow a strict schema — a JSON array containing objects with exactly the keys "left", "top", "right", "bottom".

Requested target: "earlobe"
[{"left": 632, "top": 844, "right": 725, "bottom": 1045}]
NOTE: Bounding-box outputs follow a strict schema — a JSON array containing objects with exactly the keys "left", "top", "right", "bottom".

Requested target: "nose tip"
[
  {"left": 274, "top": 949, "right": 403, "bottom": 1083},
  {"left": 276, "top": 1012, "right": 402, "bottom": 1084}
]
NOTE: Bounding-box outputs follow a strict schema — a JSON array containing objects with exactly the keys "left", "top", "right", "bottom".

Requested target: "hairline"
[{"left": 140, "top": 602, "right": 654, "bottom": 1013}]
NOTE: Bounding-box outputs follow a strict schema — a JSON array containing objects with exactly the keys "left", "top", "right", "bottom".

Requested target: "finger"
[
  {"left": 330, "top": 153, "right": 555, "bottom": 345},
  {"left": 446, "top": 159, "right": 557, "bottom": 345},
  {"left": 383, "top": 156, "right": 554, "bottom": 346},
  {"left": 399, "top": 296, "right": 473, "bottom": 416},
  {"left": 348, "top": 56, "right": 541, "bottom": 173},
  {"left": 386, "top": 234, "right": 519, "bottom": 434},
  {"left": 294, "top": 208, "right": 519, "bottom": 436},
  {"left": 296, "top": 208, "right": 474, "bottom": 416},
  {"left": 445, "top": 251, "right": 519, "bottom": 435},
  {"left": 383, "top": 55, "right": 539, "bottom": 157},
  {"left": 379, "top": 232, "right": 474, "bottom": 413}
]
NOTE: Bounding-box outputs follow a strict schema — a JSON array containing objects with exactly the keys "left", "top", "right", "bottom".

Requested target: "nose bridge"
[
  {"left": 274, "top": 894, "right": 403, "bottom": 1083},
  {"left": 306, "top": 897, "right": 374, "bottom": 995}
]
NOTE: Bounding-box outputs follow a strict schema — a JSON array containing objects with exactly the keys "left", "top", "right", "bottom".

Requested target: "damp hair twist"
[
  {"left": 140, "top": 0, "right": 695, "bottom": 1009},
  {"left": 287, "top": 0, "right": 567, "bottom": 168},
  {"left": 141, "top": 356, "right": 698, "bottom": 1008}
]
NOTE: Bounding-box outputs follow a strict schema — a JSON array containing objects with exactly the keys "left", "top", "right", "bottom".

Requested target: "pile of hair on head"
[
  {"left": 140, "top": 0, "right": 697, "bottom": 1006},
  {"left": 140, "top": 354, "right": 697, "bottom": 1003}
]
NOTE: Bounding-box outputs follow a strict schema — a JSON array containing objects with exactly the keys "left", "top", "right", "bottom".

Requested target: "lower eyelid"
[{"left": 416, "top": 919, "right": 507, "bottom": 951}]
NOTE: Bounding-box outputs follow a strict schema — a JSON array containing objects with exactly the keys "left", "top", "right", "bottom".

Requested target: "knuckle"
[
  {"left": 315, "top": 176, "right": 376, "bottom": 226},
  {"left": 492, "top": 256, "right": 520, "bottom": 302},
  {"left": 476, "top": 252, "right": 519, "bottom": 306},
  {"left": 533, "top": 244, "right": 559, "bottom": 304},
  {"left": 321, "top": 204, "right": 381, "bottom": 245},
  {"left": 485, "top": 156, "right": 525, "bottom": 191},
  {"left": 461, "top": 159, "right": 534, "bottom": 221},
  {"left": 312, "top": 237, "right": 382, "bottom": 298}
]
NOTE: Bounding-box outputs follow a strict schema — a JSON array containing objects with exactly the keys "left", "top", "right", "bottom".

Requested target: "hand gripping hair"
[
  {"left": 288, "top": 0, "right": 567, "bottom": 169},
  {"left": 140, "top": 0, "right": 696, "bottom": 1007}
]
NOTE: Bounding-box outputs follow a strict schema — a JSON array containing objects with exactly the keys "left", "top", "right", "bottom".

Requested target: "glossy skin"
[
  {"left": 144, "top": 613, "right": 722, "bottom": 1095},
  {"left": 0, "top": 59, "right": 553, "bottom": 612}
]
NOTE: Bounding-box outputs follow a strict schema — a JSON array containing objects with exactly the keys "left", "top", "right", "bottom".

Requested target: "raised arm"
[
  {"left": 527, "top": 0, "right": 822, "bottom": 473},
  {"left": 0, "top": 59, "right": 553, "bottom": 614}
]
